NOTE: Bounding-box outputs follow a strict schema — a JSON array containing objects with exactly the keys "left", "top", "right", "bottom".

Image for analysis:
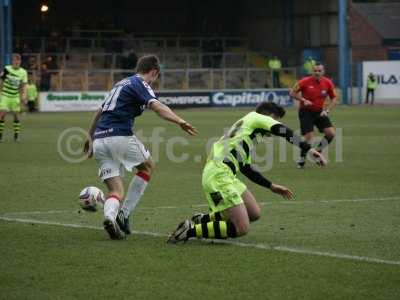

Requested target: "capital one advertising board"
[
  {"left": 211, "top": 90, "right": 292, "bottom": 107},
  {"left": 363, "top": 61, "right": 400, "bottom": 103},
  {"left": 39, "top": 89, "right": 293, "bottom": 111}
]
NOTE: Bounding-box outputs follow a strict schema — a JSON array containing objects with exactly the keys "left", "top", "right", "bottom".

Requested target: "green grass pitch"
[{"left": 0, "top": 106, "right": 400, "bottom": 299}]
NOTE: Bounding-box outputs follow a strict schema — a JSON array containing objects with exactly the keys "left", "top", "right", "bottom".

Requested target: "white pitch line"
[
  {"left": 0, "top": 215, "right": 165, "bottom": 237},
  {"left": 1, "top": 215, "right": 400, "bottom": 267},
  {"left": 3, "top": 210, "right": 77, "bottom": 215},
  {"left": 261, "top": 196, "right": 400, "bottom": 206},
  {"left": 0, "top": 216, "right": 103, "bottom": 231},
  {"left": 214, "top": 240, "right": 400, "bottom": 266},
  {"left": 2, "top": 196, "right": 400, "bottom": 217}
]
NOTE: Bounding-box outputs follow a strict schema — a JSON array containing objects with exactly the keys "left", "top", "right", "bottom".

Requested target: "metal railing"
[
  {"left": 31, "top": 67, "right": 297, "bottom": 91},
  {"left": 14, "top": 36, "right": 248, "bottom": 53},
  {"left": 20, "top": 51, "right": 272, "bottom": 71}
]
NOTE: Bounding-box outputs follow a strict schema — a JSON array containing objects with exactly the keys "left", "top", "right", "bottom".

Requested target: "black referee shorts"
[{"left": 298, "top": 109, "right": 333, "bottom": 135}]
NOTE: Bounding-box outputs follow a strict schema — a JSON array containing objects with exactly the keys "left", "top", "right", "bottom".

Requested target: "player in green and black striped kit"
[
  {"left": 168, "top": 102, "right": 326, "bottom": 243},
  {"left": 0, "top": 54, "right": 28, "bottom": 142}
]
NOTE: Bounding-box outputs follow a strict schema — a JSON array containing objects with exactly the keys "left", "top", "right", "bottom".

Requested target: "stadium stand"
[{"left": 15, "top": 35, "right": 298, "bottom": 91}]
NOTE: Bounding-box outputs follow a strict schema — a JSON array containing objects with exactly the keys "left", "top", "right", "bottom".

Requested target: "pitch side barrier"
[
  {"left": 39, "top": 89, "right": 293, "bottom": 112},
  {"left": 158, "top": 89, "right": 293, "bottom": 108}
]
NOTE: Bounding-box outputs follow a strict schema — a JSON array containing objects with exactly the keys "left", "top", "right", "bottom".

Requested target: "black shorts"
[{"left": 298, "top": 109, "right": 333, "bottom": 135}]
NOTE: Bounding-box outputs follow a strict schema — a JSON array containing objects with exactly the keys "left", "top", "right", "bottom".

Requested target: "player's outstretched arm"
[
  {"left": 83, "top": 107, "right": 102, "bottom": 158},
  {"left": 149, "top": 101, "right": 197, "bottom": 136},
  {"left": 322, "top": 96, "right": 337, "bottom": 116},
  {"left": 270, "top": 183, "right": 294, "bottom": 200},
  {"left": 322, "top": 82, "right": 338, "bottom": 115},
  {"left": 289, "top": 83, "right": 312, "bottom": 106},
  {"left": 0, "top": 71, "right": 4, "bottom": 92},
  {"left": 239, "top": 164, "right": 293, "bottom": 200},
  {"left": 270, "top": 123, "right": 327, "bottom": 167},
  {"left": 20, "top": 83, "right": 28, "bottom": 104}
]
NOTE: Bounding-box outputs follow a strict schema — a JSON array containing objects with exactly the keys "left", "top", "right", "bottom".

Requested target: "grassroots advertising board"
[
  {"left": 40, "top": 92, "right": 106, "bottom": 112},
  {"left": 363, "top": 61, "right": 400, "bottom": 103},
  {"left": 39, "top": 89, "right": 293, "bottom": 111}
]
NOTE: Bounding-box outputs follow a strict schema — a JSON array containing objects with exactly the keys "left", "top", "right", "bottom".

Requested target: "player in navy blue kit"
[{"left": 84, "top": 55, "right": 197, "bottom": 240}]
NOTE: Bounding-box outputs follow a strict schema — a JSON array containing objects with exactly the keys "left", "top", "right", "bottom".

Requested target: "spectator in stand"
[
  {"left": 119, "top": 50, "right": 138, "bottom": 77},
  {"left": 45, "top": 56, "right": 58, "bottom": 71},
  {"left": 303, "top": 56, "right": 316, "bottom": 75},
  {"left": 22, "top": 43, "right": 32, "bottom": 54},
  {"left": 45, "top": 56, "right": 58, "bottom": 86},
  {"left": 26, "top": 74, "right": 38, "bottom": 112},
  {"left": 201, "top": 39, "right": 213, "bottom": 68},
  {"left": 20, "top": 44, "right": 33, "bottom": 68},
  {"left": 27, "top": 56, "right": 38, "bottom": 72},
  {"left": 366, "top": 73, "right": 377, "bottom": 105},
  {"left": 104, "top": 39, "right": 115, "bottom": 68},
  {"left": 47, "top": 30, "right": 61, "bottom": 53},
  {"left": 127, "top": 51, "right": 138, "bottom": 69},
  {"left": 40, "top": 63, "right": 51, "bottom": 91},
  {"left": 211, "top": 38, "right": 223, "bottom": 68},
  {"left": 268, "top": 56, "right": 282, "bottom": 88},
  {"left": 121, "top": 50, "right": 138, "bottom": 70},
  {"left": 14, "top": 41, "right": 23, "bottom": 55}
]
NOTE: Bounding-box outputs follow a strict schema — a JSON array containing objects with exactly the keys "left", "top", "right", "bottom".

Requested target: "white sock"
[
  {"left": 104, "top": 197, "right": 120, "bottom": 221},
  {"left": 121, "top": 172, "right": 149, "bottom": 218}
]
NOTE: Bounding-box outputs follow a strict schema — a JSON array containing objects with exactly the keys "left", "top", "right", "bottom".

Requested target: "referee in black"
[{"left": 289, "top": 63, "right": 337, "bottom": 168}]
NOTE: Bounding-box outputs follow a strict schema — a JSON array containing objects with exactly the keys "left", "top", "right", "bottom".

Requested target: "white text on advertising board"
[
  {"left": 47, "top": 93, "right": 106, "bottom": 101},
  {"left": 212, "top": 91, "right": 291, "bottom": 106},
  {"left": 376, "top": 75, "right": 400, "bottom": 85},
  {"left": 158, "top": 95, "right": 210, "bottom": 105}
]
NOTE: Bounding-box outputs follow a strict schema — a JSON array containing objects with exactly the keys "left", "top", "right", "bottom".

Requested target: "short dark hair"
[
  {"left": 255, "top": 102, "right": 286, "bottom": 118},
  {"left": 12, "top": 53, "right": 21, "bottom": 60},
  {"left": 136, "top": 55, "right": 160, "bottom": 74}
]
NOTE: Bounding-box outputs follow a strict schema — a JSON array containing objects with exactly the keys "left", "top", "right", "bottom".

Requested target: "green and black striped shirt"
[{"left": 1, "top": 65, "right": 28, "bottom": 98}]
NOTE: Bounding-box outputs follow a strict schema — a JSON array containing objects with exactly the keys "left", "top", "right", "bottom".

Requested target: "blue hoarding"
[{"left": 157, "top": 89, "right": 293, "bottom": 108}]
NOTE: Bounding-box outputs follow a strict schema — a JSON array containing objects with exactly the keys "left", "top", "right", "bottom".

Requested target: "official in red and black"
[{"left": 289, "top": 63, "right": 337, "bottom": 168}]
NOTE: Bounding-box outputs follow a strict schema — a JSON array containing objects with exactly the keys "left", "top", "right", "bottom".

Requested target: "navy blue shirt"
[{"left": 94, "top": 75, "right": 157, "bottom": 139}]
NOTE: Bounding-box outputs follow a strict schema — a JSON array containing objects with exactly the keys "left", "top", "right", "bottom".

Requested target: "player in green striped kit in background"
[
  {"left": 168, "top": 102, "right": 327, "bottom": 243},
  {"left": 0, "top": 54, "right": 28, "bottom": 142}
]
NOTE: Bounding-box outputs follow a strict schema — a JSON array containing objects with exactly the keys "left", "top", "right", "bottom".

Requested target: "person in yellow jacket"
[
  {"left": 303, "top": 56, "right": 316, "bottom": 75},
  {"left": 268, "top": 56, "right": 282, "bottom": 88},
  {"left": 26, "top": 75, "right": 38, "bottom": 112},
  {"left": 366, "top": 73, "right": 377, "bottom": 105}
]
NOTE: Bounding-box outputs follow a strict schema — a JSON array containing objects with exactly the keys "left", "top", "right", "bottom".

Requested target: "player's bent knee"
[
  {"left": 147, "top": 160, "right": 155, "bottom": 172},
  {"left": 249, "top": 213, "right": 261, "bottom": 222},
  {"left": 304, "top": 133, "right": 314, "bottom": 142},
  {"left": 248, "top": 205, "right": 261, "bottom": 222},
  {"left": 235, "top": 226, "right": 249, "bottom": 237},
  {"left": 326, "top": 133, "right": 335, "bottom": 142},
  {"left": 107, "top": 191, "right": 124, "bottom": 201},
  {"left": 137, "top": 159, "right": 155, "bottom": 175},
  {"left": 325, "top": 127, "right": 335, "bottom": 137},
  {"left": 234, "top": 221, "right": 250, "bottom": 236}
]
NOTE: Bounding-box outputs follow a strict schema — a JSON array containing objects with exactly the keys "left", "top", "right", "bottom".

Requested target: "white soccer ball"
[{"left": 78, "top": 186, "right": 105, "bottom": 212}]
